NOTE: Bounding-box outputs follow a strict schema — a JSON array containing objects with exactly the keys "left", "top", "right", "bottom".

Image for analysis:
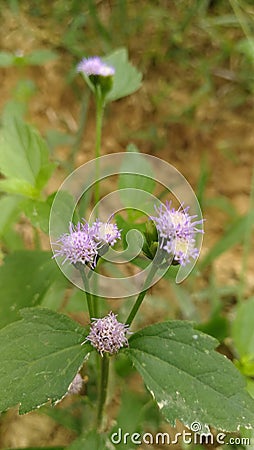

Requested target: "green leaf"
[
  {"left": 23, "top": 199, "right": 51, "bottom": 233},
  {"left": 118, "top": 144, "right": 155, "bottom": 212},
  {"left": 0, "top": 195, "right": 21, "bottom": 236},
  {"left": 128, "top": 321, "right": 254, "bottom": 431},
  {"left": 0, "top": 308, "right": 90, "bottom": 414},
  {"left": 103, "top": 48, "right": 142, "bottom": 102},
  {"left": 0, "top": 178, "right": 39, "bottom": 198},
  {"left": 67, "top": 430, "right": 114, "bottom": 450},
  {"left": 232, "top": 297, "right": 254, "bottom": 358},
  {"left": 0, "top": 251, "right": 66, "bottom": 329},
  {"left": 0, "top": 118, "right": 55, "bottom": 197}
]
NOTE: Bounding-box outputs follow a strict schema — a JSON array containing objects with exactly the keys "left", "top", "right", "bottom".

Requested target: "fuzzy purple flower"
[
  {"left": 77, "top": 56, "right": 115, "bottom": 77},
  {"left": 91, "top": 220, "right": 121, "bottom": 246},
  {"left": 53, "top": 219, "right": 121, "bottom": 268},
  {"left": 84, "top": 312, "right": 130, "bottom": 356},
  {"left": 151, "top": 201, "right": 204, "bottom": 266},
  {"left": 53, "top": 222, "right": 99, "bottom": 268}
]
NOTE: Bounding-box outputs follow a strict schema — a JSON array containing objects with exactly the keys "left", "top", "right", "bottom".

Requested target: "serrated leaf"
[
  {"left": 128, "top": 321, "right": 254, "bottom": 431},
  {"left": 0, "top": 251, "right": 66, "bottom": 328},
  {"left": 0, "top": 308, "right": 90, "bottom": 414},
  {"left": 103, "top": 48, "right": 142, "bottom": 102},
  {"left": 232, "top": 297, "right": 254, "bottom": 358},
  {"left": 0, "top": 118, "right": 55, "bottom": 196}
]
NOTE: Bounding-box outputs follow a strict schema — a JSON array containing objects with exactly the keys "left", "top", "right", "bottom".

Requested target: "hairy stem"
[
  {"left": 96, "top": 354, "right": 110, "bottom": 430},
  {"left": 94, "top": 88, "right": 104, "bottom": 213},
  {"left": 78, "top": 266, "right": 94, "bottom": 320},
  {"left": 125, "top": 263, "right": 158, "bottom": 326}
]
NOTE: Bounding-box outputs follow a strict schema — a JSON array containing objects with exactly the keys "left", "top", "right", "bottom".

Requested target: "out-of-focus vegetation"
[{"left": 0, "top": 1, "right": 254, "bottom": 449}]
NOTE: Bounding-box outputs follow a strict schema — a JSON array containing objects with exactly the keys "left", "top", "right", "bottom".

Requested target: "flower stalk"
[
  {"left": 125, "top": 263, "right": 158, "bottom": 327},
  {"left": 96, "top": 354, "right": 109, "bottom": 430}
]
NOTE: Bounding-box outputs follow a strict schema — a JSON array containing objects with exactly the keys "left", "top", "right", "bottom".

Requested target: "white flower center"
[{"left": 98, "top": 223, "right": 115, "bottom": 240}]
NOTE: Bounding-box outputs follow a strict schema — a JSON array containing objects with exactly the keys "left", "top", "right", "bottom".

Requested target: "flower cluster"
[
  {"left": 84, "top": 312, "right": 130, "bottom": 356},
  {"left": 77, "top": 56, "right": 115, "bottom": 77},
  {"left": 54, "top": 219, "right": 121, "bottom": 268},
  {"left": 151, "top": 201, "right": 204, "bottom": 266},
  {"left": 91, "top": 220, "right": 121, "bottom": 246}
]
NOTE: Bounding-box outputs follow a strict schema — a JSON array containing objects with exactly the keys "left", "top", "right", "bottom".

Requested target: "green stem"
[
  {"left": 93, "top": 89, "right": 104, "bottom": 318},
  {"left": 125, "top": 263, "right": 158, "bottom": 326},
  {"left": 94, "top": 88, "right": 104, "bottom": 213},
  {"left": 78, "top": 266, "right": 94, "bottom": 320},
  {"left": 96, "top": 354, "right": 110, "bottom": 430},
  {"left": 69, "top": 91, "right": 90, "bottom": 170}
]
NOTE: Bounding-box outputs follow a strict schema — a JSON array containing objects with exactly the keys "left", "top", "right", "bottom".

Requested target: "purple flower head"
[
  {"left": 77, "top": 56, "right": 115, "bottom": 77},
  {"left": 53, "top": 221, "right": 99, "bottom": 268},
  {"left": 53, "top": 219, "right": 121, "bottom": 268},
  {"left": 84, "top": 312, "right": 130, "bottom": 356},
  {"left": 91, "top": 220, "right": 121, "bottom": 246},
  {"left": 151, "top": 201, "right": 204, "bottom": 266}
]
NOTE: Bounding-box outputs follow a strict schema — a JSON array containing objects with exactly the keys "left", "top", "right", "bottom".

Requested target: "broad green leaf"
[
  {"left": 118, "top": 144, "right": 155, "bottom": 211},
  {"left": 67, "top": 430, "right": 114, "bottom": 450},
  {"left": 0, "top": 251, "right": 66, "bottom": 328},
  {"left": 199, "top": 213, "right": 254, "bottom": 270},
  {"left": 0, "top": 178, "right": 39, "bottom": 198},
  {"left": 0, "top": 118, "right": 55, "bottom": 197},
  {"left": 2, "top": 99, "right": 27, "bottom": 121},
  {"left": 23, "top": 199, "right": 51, "bottom": 233},
  {"left": 103, "top": 48, "right": 142, "bottom": 102},
  {"left": 128, "top": 321, "right": 254, "bottom": 431},
  {"left": 0, "top": 195, "right": 21, "bottom": 235},
  {"left": 0, "top": 308, "right": 90, "bottom": 414},
  {"left": 232, "top": 297, "right": 254, "bottom": 358}
]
